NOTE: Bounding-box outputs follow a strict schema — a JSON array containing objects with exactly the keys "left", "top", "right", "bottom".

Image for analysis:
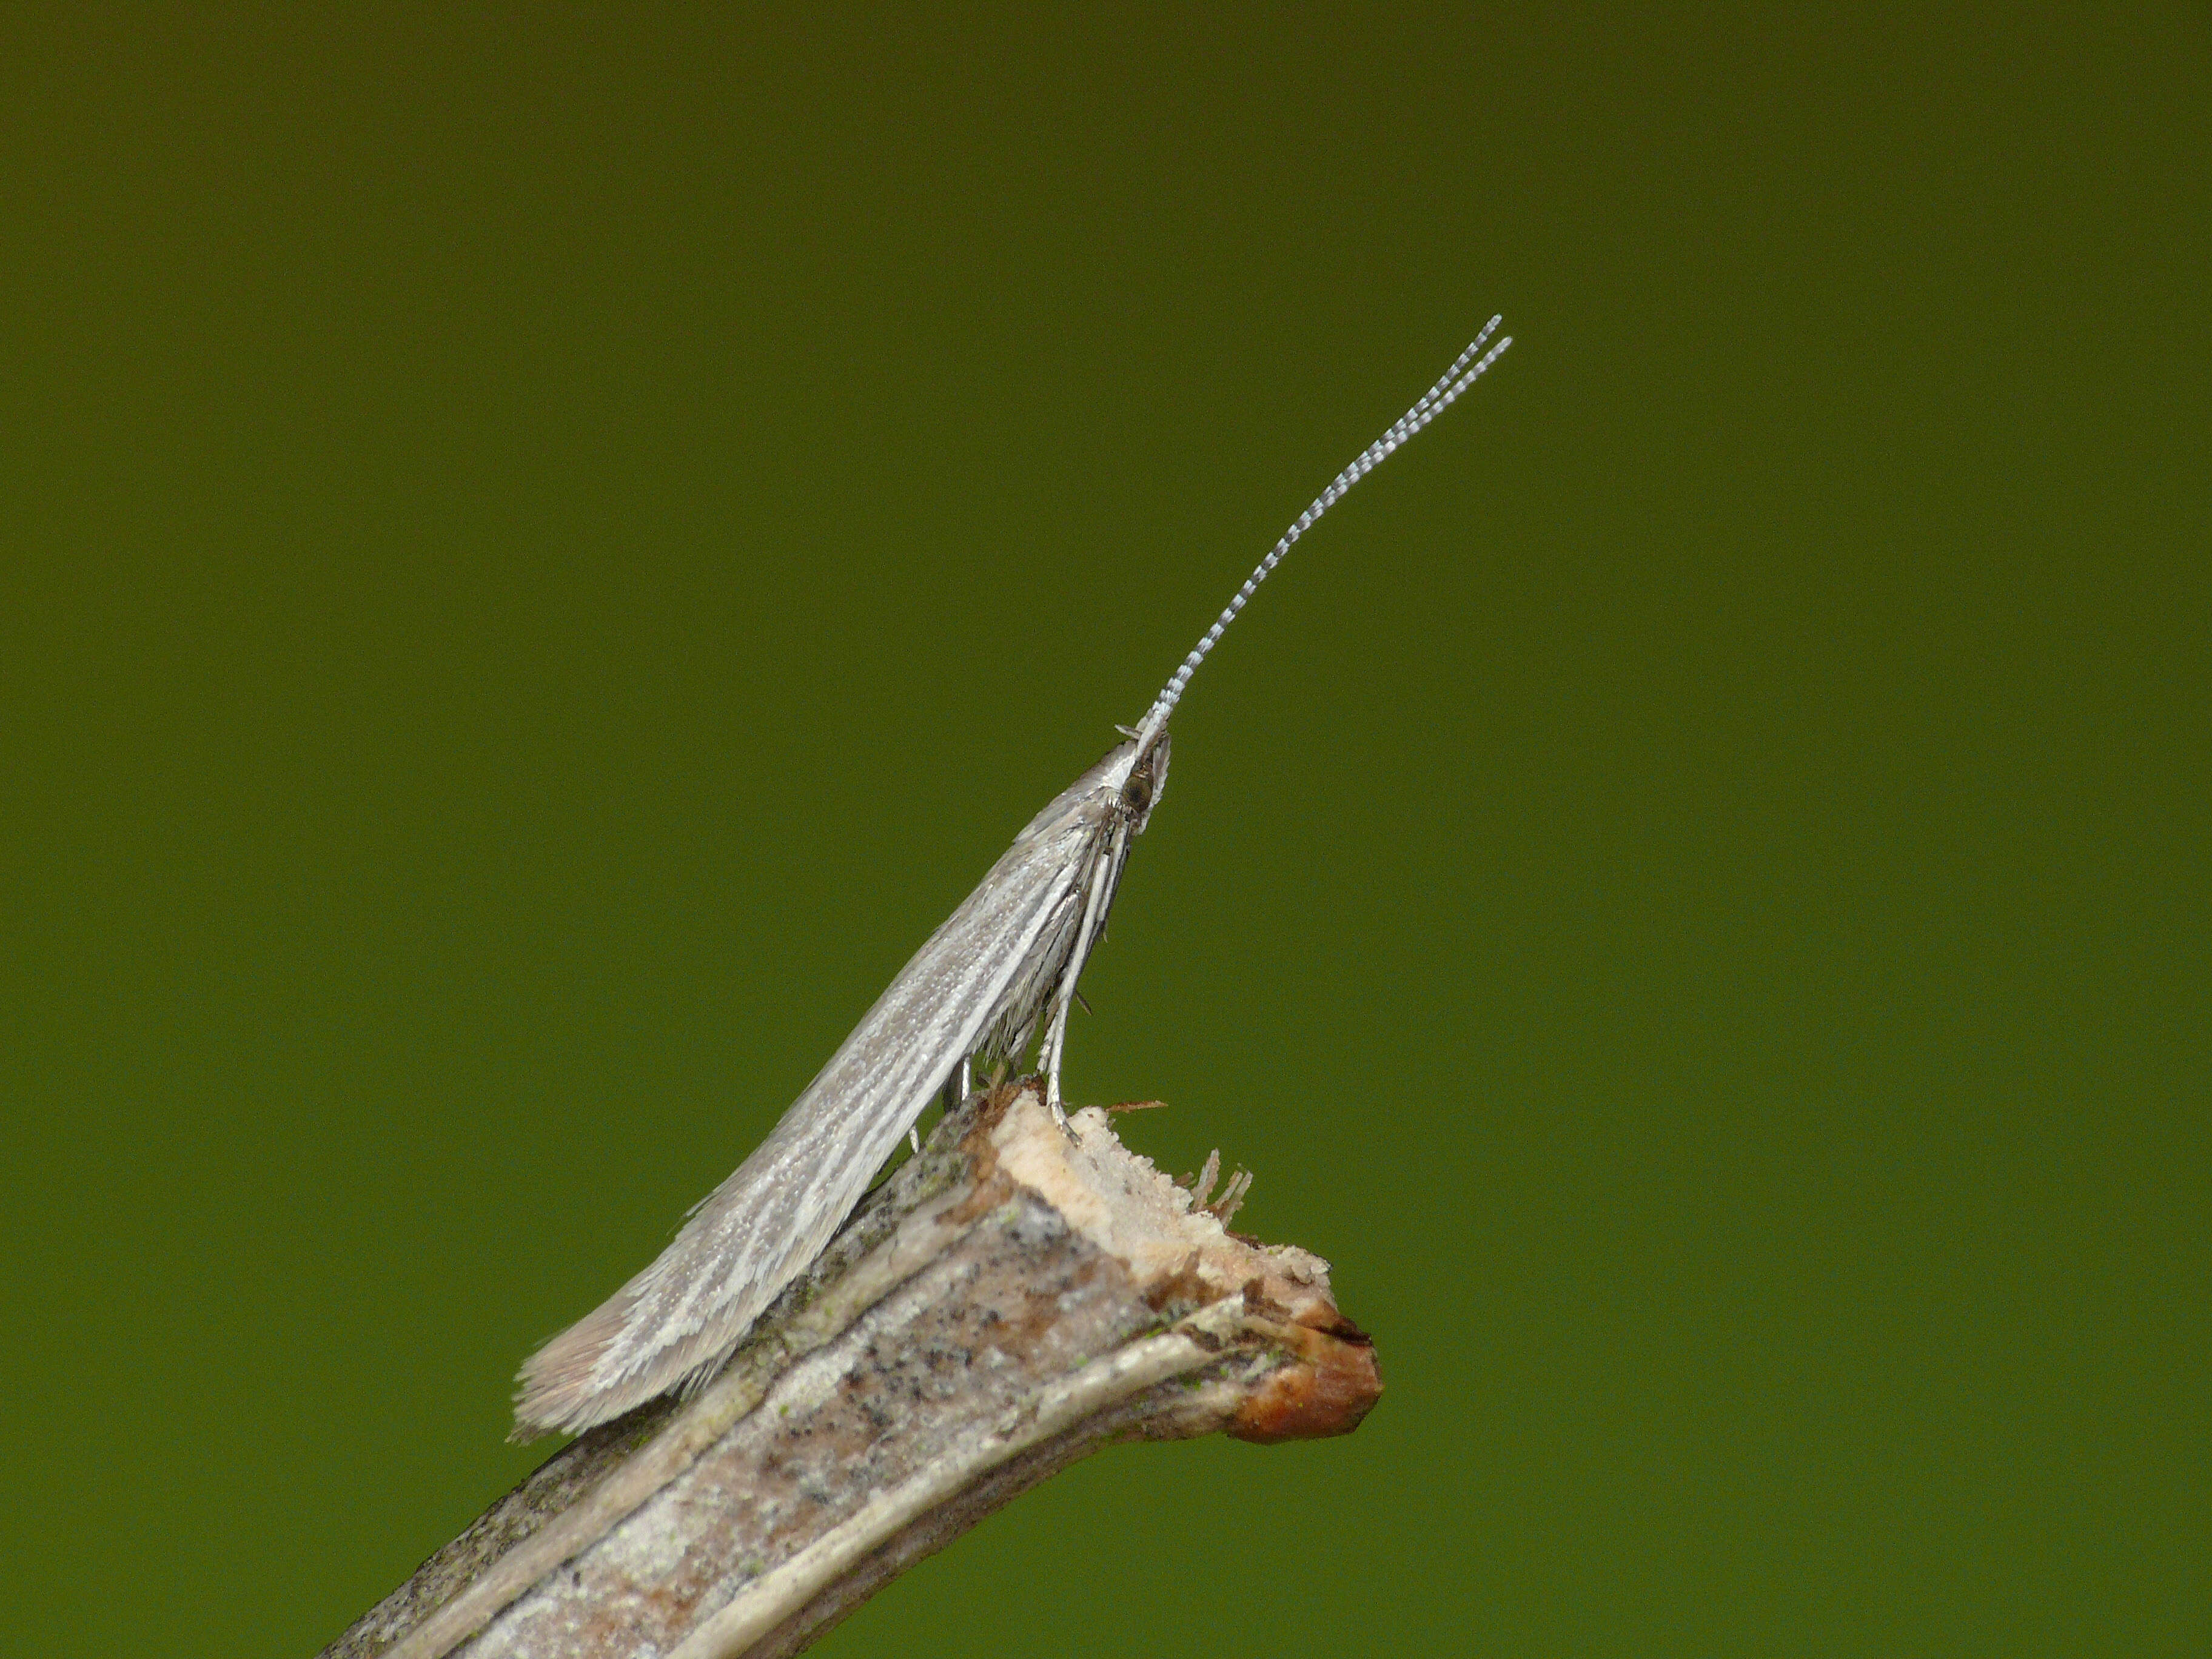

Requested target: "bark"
[{"left": 321, "top": 1081, "right": 1381, "bottom": 1659}]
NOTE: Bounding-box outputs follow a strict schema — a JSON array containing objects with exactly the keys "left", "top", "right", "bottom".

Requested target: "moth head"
[
  {"left": 1019, "top": 735, "right": 1158, "bottom": 842},
  {"left": 1122, "top": 729, "right": 1170, "bottom": 830}
]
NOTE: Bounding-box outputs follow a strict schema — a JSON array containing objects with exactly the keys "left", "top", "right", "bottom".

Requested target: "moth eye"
[{"left": 1121, "top": 771, "right": 1153, "bottom": 813}]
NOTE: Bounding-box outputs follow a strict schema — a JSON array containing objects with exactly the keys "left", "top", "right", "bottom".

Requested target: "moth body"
[{"left": 515, "top": 736, "right": 1167, "bottom": 1435}]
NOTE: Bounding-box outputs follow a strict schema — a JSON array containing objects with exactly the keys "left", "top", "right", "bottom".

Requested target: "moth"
[{"left": 514, "top": 319, "right": 1512, "bottom": 1436}]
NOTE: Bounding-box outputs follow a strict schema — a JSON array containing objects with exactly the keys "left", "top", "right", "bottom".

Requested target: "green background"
[{"left": 4, "top": 7, "right": 2205, "bottom": 1655}]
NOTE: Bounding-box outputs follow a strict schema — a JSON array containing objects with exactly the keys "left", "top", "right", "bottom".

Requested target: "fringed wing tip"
[{"left": 511, "top": 1295, "right": 637, "bottom": 1440}]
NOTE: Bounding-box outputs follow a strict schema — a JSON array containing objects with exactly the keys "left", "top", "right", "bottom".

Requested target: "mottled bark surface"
[{"left": 323, "top": 1082, "right": 1380, "bottom": 1659}]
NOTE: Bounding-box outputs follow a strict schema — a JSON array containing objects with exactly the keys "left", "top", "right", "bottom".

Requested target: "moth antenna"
[{"left": 1134, "top": 320, "right": 1511, "bottom": 745}]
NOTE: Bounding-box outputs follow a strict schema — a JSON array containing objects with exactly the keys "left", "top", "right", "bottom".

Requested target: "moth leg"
[
  {"left": 1040, "top": 1004, "right": 1078, "bottom": 1141},
  {"left": 908, "top": 1127, "right": 921, "bottom": 1155},
  {"left": 1039, "top": 838, "right": 1119, "bottom": 1144}
]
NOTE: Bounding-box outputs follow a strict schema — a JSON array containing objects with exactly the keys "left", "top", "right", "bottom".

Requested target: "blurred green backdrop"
[{"left": 3, "top": 6, "right": 2205, "bottom": 1656}]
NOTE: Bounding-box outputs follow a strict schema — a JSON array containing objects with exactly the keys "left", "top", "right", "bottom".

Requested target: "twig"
[{"left": 322, "top": 1082, "right": 1380, "bottom": 1659}]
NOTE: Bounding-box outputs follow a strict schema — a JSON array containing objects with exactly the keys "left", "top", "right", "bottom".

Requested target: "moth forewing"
[{"left": 512, "top": 739, "right": 1149, "bottom": 1435}]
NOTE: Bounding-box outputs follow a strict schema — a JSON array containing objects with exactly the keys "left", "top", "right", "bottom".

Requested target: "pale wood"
[{"left": 321, "top": 1082, "right": 1381, "bottom": 1659}]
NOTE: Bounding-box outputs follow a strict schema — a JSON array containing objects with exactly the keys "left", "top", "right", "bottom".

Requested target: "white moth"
[{"left": 514, "top": 320, "right": 1512, "bottom": 1436}]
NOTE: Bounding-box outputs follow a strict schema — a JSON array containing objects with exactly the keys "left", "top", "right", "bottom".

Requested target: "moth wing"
[{"left": 514, "top": 817, "right": 1095, "bottom": 1435}]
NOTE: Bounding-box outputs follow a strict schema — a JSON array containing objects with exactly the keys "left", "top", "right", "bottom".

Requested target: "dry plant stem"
[{"left": 324, "top": 1082, "right": 1381, "bottom": 1659}]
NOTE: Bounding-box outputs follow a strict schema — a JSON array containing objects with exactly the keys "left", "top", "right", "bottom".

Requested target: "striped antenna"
[{"left": 1134, "top": 320, "right": 1512, "bottom": 746}]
